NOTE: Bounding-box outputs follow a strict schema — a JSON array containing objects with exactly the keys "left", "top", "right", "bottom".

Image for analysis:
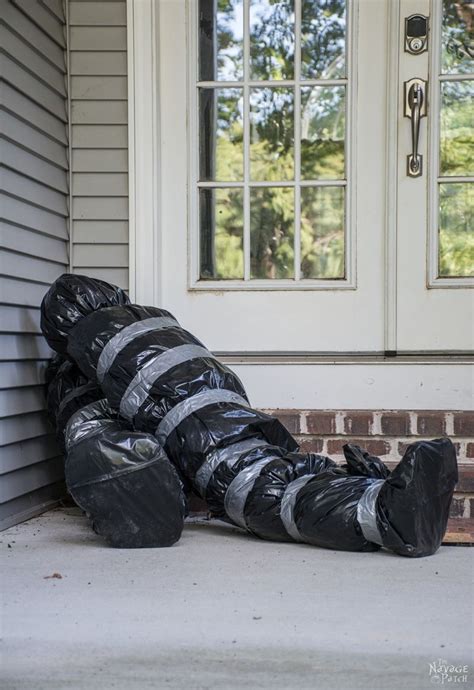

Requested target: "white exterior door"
[
  {"left": 127, "top": 0, "right": 473, "bottom": 409},
  {"left": 157, "top": 0, "right": 389, "bottom": 354},
  {"left": 395, "top": 0, "right": 473, "bottom": 352}
]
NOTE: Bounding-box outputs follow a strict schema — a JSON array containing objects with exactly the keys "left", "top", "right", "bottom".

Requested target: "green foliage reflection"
[{"left": 439, "top": 183, "right": 474, "bottom": 277}]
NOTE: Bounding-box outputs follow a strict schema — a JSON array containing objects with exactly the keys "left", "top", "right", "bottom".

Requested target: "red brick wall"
[{"left": 262, "top": 409, "right": 474, "bottom": 462}]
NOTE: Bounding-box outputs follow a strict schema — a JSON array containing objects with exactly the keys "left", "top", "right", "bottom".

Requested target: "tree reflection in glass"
[
  {"left": 301, "top": 0, "right": 346, "bottom": 79},
  {"left": 199, "top": 0, "right": 244, "bottom": 81},
  {"left": 441, "top": 0, "right": 474, "bottom": 75},
  {"left": 250, "top": 88, "right": 294, "bottom": 181},
  {"left": 301, "top": 86, "right": 345, "bottom": 179},
  {"left": 200, "top": 188, "right": 244, "bottom": 279},
  {"left": 249, "top": 0, "right": 295, "bottom": 80},
  {"left": 301, "top": 186, "right": 345, "bottom": 279},
  {"left": 439, "top": 183, "right": 474, "bottom": 278},
  {"left": 440, "top": 80, "right": 474, "bottom": 176},
  {"left": 199, "top": 88, "right": 244, "bottom": 181},
  {"left": 250, "top": 187, "right": 294, "bottom": 279}
]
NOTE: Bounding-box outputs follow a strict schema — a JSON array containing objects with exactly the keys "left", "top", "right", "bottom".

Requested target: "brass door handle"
[{"left": 404, "top": 78, "right": 427, "bottom": 177}]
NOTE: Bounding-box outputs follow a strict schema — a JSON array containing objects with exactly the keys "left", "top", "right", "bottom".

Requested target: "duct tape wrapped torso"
[{"left": 41, "top": 275, "right": 458, "bottom": 557}]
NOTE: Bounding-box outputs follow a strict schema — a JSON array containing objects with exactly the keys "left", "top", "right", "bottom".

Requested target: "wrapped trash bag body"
[
  {"left": 64, "top": 400, "right": 186, "bottom": 548},
  {"left": 41, "top": 274, "right": 458, "bottom": 557},
  {"left": 63, "top": 298, "right": 298, "bottom": 483},
  {"left": 45, "top": 357, "right": 102, "bottom": 449}
]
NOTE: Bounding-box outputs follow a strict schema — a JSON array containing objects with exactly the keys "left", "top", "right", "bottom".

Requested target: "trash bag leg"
[{"left": 374, "top": 439, "right": 458, "bottom": 557}]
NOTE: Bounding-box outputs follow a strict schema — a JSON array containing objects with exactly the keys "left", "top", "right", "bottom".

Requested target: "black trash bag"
[
  {"left": 41, "top": 275, "right": 458, "bottom": 557},
  {"left": 343, "top": 443, "right": 391, "bottom": 480},
  {"left": 41, "top": 273, "right": 129, "bottom": 354},
  {"left": 223, "top": 449, "right": 338, "bottom": 542},
  {"left": 44, "top": 354, "right": 65, "bottom": 392},
  {"left": 64, "top": 400, "right": 186, "bottom": 548},
  {"left": 45, "top": 357, "right": 102, "bottom": 450},
  {"left": 376, "top": 439, "right": 458, "bottom": 557},
  {"left": 64, "top": 301, "right": 298, "bottom": 483},
  {"left": 289, "top": 438, "right": 457, "bottom": 556}
]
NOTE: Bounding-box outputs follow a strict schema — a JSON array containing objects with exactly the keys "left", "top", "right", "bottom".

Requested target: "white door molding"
[{"left": 127, "top": 0, "right": 161, "bottom": 305}]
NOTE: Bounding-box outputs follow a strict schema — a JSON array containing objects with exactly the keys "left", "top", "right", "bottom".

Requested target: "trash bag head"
[{"left": 40, "top": 273, "right": 130, "bottom": 354}]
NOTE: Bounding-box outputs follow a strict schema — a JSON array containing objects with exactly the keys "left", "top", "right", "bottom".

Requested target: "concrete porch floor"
[{"left": 2, "top": 508, "right": 472, "bottom": 690}]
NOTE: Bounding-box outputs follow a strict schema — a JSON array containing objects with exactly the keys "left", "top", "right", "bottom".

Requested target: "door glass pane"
[
  {"left": 200, "top": 188, "right": 244, "bottom": 279},
  {"left": 441, "top": 0, "right": 474, "bottom": 75},
  {"left": 301, "top": 186, "right": 345, "bottom": 279},
  {"left": 301, "top": 85, "right": 345, "bottom": 179},
  {"left": 440, "top": 80, "right": 474, "bottom": 176},
  {"left": 250, "top": 87, "right": 294, "bottom": 181},
  {"left": 437, "top": 2, "right": 473, "bottom": 280},
  {"left": 199, "top": 0, "right": 244, "bottom": 81},
  {"left": 439, "top": 183, "right": 474, "bottom": 278},
  {"left": 249, "top": 0, "right": 295, "bottom": 80},
  {"left": 250, "top": 187, "right": 294, "bottom": 278},
  {"left": 301, "top": 0, "right": 346, "bottom": 79},
  {"left": 199, "top": 88, "right": 244, "bottom": 181}
]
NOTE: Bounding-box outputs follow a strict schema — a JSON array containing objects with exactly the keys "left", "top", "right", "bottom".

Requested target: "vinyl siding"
[
  {"left": 0, "top": 0, "right": 68, "bottom": 529},
  {"left": 69, "top": 0, "right": 129, "bottom": 290}
]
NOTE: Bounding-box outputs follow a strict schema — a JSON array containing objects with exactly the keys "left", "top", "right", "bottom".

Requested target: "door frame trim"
[
  {"left": 127, "top": 0, "right": 162, "bottom": 305},
  {"left": 384, "top": 0, "right": 400, "bottom": 351}
]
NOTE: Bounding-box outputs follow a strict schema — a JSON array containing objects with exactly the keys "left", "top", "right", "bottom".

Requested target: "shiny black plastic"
[
  {"left": 65, "top": 401, "right": 186, "bottom": 548},
  {"left": 41, "top": 273, "right": 129, "bottom": 354},
  {"left": 41, "top": 275, "right": 458, "bottom": 557},
  {"left": 376, "top": 439, "right": 458, "bottom": 557},
  {"left": 45, "top": 357, "right": 101, "bottom": 448}
]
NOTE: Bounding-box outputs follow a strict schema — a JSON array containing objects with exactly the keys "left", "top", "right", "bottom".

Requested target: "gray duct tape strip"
[
  {"left": 97, "top": 316, "right": 179, "bottom": 383},
  {"left": 280, "top": 474, "right": 316, "bottom": 542},
  {"left": 356, "top": 479, "right": 385, "bottom": 546},
  {"left": 120, "top": 344, "right": 213, "bottom": 421},
  {"left": 156, "top": 389, "right": 249, "bottom": 445},
  {"left": 224, "top": 457, "right": 278, "bottom": 530},
  {"left": 194, "top": 438, "right": 269, "bottom": 496}
]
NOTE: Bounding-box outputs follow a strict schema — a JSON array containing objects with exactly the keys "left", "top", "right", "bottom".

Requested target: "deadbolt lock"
[{"left": 405, "top": 14, "right": 429, "bottom": 55}]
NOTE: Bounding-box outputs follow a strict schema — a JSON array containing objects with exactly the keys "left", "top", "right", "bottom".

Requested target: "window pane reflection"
[
  {"left": 440, "top": 80, "right": 474, "bottom": 176},
  {"left": 301, "top": 0, "right": 346, "bottom": 79},
  {"left": 250, "top": 187, "right": 294, "bottom": 279},
  {"left": 441, "top": 0, "right": 474, "bottom": 75},
  {"left": 199, "top": 88, "right": 244, "bottom": 181},
  {"left": 439, "top": 183, "right": 474, "bottom": 277},
  {"left": 250, "top": 0, "right": 295, "bottom": 80},
  {"left": 301, "top": 86, "right": 345, "bottom": 179},
  {"left": 199, "top": 0, "right": 244, "bottom": 81},
  {"left": 250, "top": 88, "right": 294, "bottom": 181},
  {"left": 301, "top": 186, "right": 345, "bottom": 279},
  {"left": 200, "top": 188, "right": 244, "bottom": 279}
]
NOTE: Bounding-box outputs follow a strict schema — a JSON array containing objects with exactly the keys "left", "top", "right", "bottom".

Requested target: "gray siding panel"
[
  {"left": 0, "top": 0, "right": 68, "bottom": 529},
  {"left": 69, "top": 2, "right": 127, "bottom": 26},
  {"left": 69, "top": 26, "right": 126, "bottom": 51},
  {"left": 72, "top": 148, "right": 128, "bottom": 172},
  {"left": 70, "top": 0, "right": 129, "bottom": 289},
  {"left": 70, "top": 51, "right": 127, "bottom": 75},
  {"left": 1, "top": 0, "right": 130, "bottom": 529}
]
